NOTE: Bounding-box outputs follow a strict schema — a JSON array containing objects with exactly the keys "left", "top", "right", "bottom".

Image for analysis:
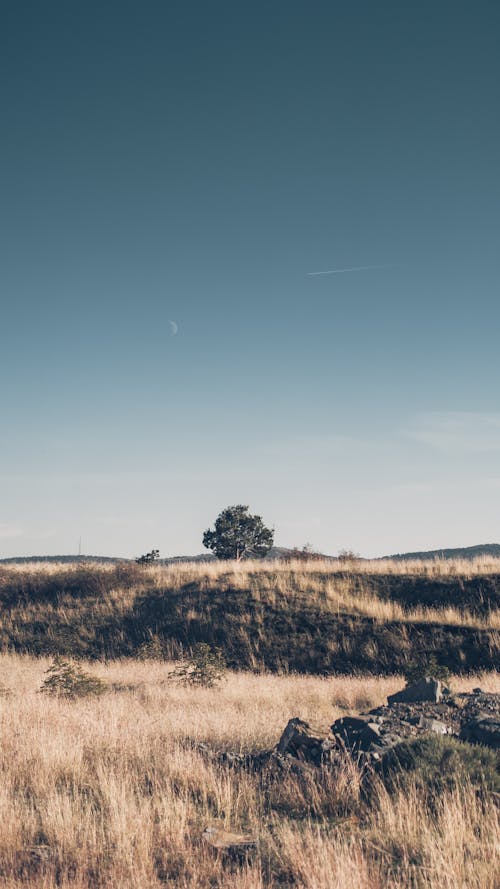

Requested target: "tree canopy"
[{"left": 202, "top": 505, "right": 274, "bottom": 561}]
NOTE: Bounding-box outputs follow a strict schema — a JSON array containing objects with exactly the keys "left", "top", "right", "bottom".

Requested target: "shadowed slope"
[{"left": 0, "top": 561, "right": 498, "bottom": 672}]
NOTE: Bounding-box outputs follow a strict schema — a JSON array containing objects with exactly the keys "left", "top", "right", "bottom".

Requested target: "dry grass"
[
  {"left": 0, "top": 560, "right": 498, "bottom": 677},
  {"left": 0, "top": 654, "right": 497, "bottom": 888},
  {"left": 2, "top": 558, "right": 500, "bottom": 630},
  {"left": 6, "top": 553, "right": 500, "bottom": 577}
]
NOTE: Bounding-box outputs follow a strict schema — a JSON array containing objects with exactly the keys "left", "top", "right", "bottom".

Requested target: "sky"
[{"left": 1, "top": 1, "right": 500, "bottom": 559}]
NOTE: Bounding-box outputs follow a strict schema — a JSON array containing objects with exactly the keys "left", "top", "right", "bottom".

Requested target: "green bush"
[
  {"left": 170, "top": 643, "right": 226, "bottom": 688},
  {"left": 137, "top": 634, "right": 169, "bottom": 661},
  {"left": 403, "top": 654, "right": 451, "bottom": 685},
  {"left": 378, "top": 734, "right": 500, "bottom": 794},
  {"left": 40, "top": 657, "right": 107, "bottom": 699}
]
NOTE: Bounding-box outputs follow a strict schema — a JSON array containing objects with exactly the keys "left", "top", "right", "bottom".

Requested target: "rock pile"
[
  {"left": 460, "top": 715, "right": 500, "bottom": 748},
  {"left": 196, "top": 679, "right": 499, "bottom": 776},
  {"left": 276, "top": 678, "right": 500, "bottom": 767},
  {"left": 200, "top": 680, "right": 500, "bottom": 856}
]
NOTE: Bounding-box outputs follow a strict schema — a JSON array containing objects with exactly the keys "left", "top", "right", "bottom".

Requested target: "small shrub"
[
  {"left": 40, "top": 657, "right": 107, "bottom": 699},
  {"left": 170, "top": 643, "right": 226, "bottom": 688},
  {"left": 403, "top": 654, "right": 451, "bottom": 685},
  {"left": 287, "top": 544, "right": 324, "bottom": 562},
  {"left": 378, "top": 734, "right": 500, "bottom": 795},
  {"left": 338, "top": 549, "right": 361, "bottom": 565},
  {"left": 135, "top": 549, "right": 160, "bottom": 566},
  {"left": 137, "top": 634, "right": 169, "bottom": 661}
]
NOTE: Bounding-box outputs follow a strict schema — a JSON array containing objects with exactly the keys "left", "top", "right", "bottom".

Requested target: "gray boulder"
[
  {"left": 331, "top": 715, "right": 382, "bottom": 751},
  {"left": 387, "top": 677, "right": 442, "bottom": 705},
  {"left": 276, "top": 717, "right": 335, "bottom": 764},
  {"left": 418, "top": 717, "right": 448, "bottom": 734}
]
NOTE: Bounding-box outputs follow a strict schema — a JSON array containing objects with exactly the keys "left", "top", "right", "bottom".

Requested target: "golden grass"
[
  {"left": 0, "top": 654, "right": 497, "bottom": 887},
  {"left": 6, "top": 552, "right": 500, "bottom": 577},
  {"left": 2, "top": 557, "right": 499, "bottom": 632}
]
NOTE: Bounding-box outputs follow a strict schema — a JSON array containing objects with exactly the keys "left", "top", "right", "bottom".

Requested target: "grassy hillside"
[{"left": 0, "top": 558, "right": 499, "bottom": 673}]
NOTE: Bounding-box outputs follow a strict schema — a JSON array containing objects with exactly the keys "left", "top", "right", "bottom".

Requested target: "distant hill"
[
  {"left": 0, "top": 547, "right": 334, "bottom": 566},
  {"left": 0, "top": 555, "right": 129, "bottom": 565},
  {"left": 4, "top": 544, "right": 499, "bottom": 566},
  {"left": 386, "top": 543, "right": 500, "bottom": 561},
  {"left": 155, "top": 547, "right": 336, "bottom": 563}
]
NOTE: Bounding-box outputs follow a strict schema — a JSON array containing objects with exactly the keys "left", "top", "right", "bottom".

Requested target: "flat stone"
[
  {"left": 387, "top": 677, "right": 442, "bottom": 705},
  {"left": 202, "top": 826, "right": 257, "bottom": 854},
  {"left": 419, "top": 717, "right": 448, "bottom": 734}
]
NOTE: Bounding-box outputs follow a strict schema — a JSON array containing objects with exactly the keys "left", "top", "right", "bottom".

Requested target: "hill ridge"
[
  {"left": 2, "top": 542, "right": 500, "bottom": 565},
  {"left": 386, "top": 543, "right": 500, "bottom": 561}
]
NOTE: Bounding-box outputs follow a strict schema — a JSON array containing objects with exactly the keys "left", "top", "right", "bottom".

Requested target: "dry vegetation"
[
  {"left": 0, "top": 654, "right": 497, "bottom": 888},
  {"left": 6, "top": 552, "right": 500, "bottom": 576},
  {"left": 0, "top": 558, "right": 498, "bottom": 673},
  {"left": 3, "top": 555, "right": 500, "bottom": 626}
]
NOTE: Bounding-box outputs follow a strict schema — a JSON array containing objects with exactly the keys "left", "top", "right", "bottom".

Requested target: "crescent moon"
[{"left": 169, "top": 320, "right": 178, "bottom": 336}]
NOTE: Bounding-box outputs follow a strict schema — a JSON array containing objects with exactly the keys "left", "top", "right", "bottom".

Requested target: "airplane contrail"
[{"left": 307, "top": 263, "right": 395, "bottom": 277}]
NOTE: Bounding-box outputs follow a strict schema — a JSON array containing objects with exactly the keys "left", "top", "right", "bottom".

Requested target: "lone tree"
[{"left": 202, "top": 505, "right": 274, "bottom": 561}]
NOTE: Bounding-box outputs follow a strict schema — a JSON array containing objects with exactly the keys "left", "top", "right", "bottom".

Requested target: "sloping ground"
[
  {"left": 348, "top": 572, "right": 500, "bottom": 613},
  {"left": 121, "top": 583, "right": 499, "bottom": 673},
  {"left": 0, "top": 562, "right": 498, "bottom": 672}
]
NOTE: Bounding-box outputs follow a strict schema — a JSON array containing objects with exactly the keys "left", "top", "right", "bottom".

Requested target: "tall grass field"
[
  {"left": 0, "top": 655, "right": 497, "bottom": 888},
  {"left": 0, "top": 558, "right": 498, "bottom": 886}
]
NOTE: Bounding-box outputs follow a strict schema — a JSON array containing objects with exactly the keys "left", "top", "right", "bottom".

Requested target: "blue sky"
[{"left": 1, "top": 1, "right": 499, "bottom": 558}]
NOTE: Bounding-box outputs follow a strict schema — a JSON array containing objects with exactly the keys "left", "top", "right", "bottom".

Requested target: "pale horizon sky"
[{"left": 1, "top": 2, "right": 500, "bottom": 559}]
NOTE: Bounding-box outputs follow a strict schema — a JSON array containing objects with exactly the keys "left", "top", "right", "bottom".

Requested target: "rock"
[
  {"left": 219, "top": 751, "right": 251, "bottom": 768},
  {"left": 418, "top": 717, "right": 448, "bottom": 734},
  {"left": 367, "top": 739, "right": 405, "bottom": 762},
  {"left": 276, "top": 717, "right": 334, "bottom": 764},
  {"left": 202, "top": 825, "right": 257, "bottom": 855},
  {"left": 454, "top": 691, "right": 500, "bottom": 724},
  {"left": 376, "top": 733, "right": 405, "bottom": 748},
  {"left": 459, "top": 716, "right": 500, "bottom": 749},
  {"left": 472, "top": 687, "right": 483, "bottom": 694},
  {"left": 274, "top": 752, "right": 320, "bottom": 777},
  {"left": 387, "top": 677, "right": 442, "bottom": 705},
  {"left": 331, "top": 715, "right": 382, "bottom": 751}
]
